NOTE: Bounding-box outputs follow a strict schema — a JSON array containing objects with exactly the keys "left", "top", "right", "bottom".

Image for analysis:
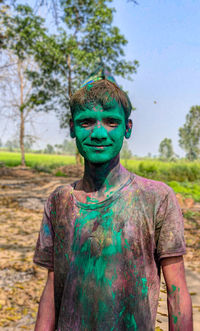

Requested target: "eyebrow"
[
  {"left": 74, "top": 113, "right": 97, "bottom": 121},
  {"left": 74, "top": 113, "right": 123, "bottom": 122}
]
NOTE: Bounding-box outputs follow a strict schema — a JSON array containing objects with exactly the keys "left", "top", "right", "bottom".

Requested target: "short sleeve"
[
  {"left": 33, "top": 194, "right": 55, "bottom": 270},
  {"left": 155, "top": 186, "right": 186, "bottom": 260}
]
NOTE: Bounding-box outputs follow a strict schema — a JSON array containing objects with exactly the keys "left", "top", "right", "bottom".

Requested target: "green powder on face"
[{"left": 72, "top": 98, "right": 126, "bottom": 164}]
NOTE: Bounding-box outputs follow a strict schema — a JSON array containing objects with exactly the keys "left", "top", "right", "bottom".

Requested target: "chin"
[{"left": 85, "top": 153, "right": 118, "bottom": 164}]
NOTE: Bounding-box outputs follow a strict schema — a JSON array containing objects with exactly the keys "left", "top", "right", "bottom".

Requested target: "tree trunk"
[
  {"left": 18, "top": 60, "right": 26, "bottom": 166},
  {"left": 67, "top": 54, "right": 72, "bottom": 98},
  {"left": 20, "top": 109, "right": 25, "bottom": 166},
  {"left": 67, "top": 54, "right": 81, "bottom": 165}
]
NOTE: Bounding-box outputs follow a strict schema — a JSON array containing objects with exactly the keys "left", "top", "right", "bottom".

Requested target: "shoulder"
[
  {"left": 131, "top": 174, "right": 176, "bottom": 209},
  {"left": 46, "top": 183, "right": 74, "bottom": 206},
  {"left": 133, "top": 174, "right": 173, "bottom": 197}
]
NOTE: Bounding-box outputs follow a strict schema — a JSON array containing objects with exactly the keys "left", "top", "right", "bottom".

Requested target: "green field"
[
  {"left": 0, "top": 151, "right": 75, "bottom": 171},
  {"left": 1, "top": 151, "right": 200, "bottom": 201},
  {"left": 122, "top": 159, "right": 200, "bottom": 182}
]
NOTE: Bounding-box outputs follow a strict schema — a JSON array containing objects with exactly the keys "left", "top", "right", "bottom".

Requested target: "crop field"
[
  {"left": 0, "top": 151, "right": 76, "bottom": 170},
  {"left": 1, "top": 151, "right": 200, "bottom": 201}
]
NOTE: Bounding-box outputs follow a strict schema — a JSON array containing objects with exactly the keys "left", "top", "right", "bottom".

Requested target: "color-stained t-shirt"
[{"left": 33, "top": 174, "right": 186, "bottom": 331}]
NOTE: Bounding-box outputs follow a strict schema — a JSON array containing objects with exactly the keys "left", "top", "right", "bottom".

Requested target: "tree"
[
  {"left": 0, "top": 4, "right": 58, "bottom": 166},
  {"left": 179, "top": 106, "right": 200, "bottom": 160},
  {"left": 44, "top": 144, "right": 54, "bottom": 154},
  {"left": 1, "top": 1, "right": 138, "bottom": 165},
  {"left": 24, "top": 136, "right": 35, "bottom": 152},
  {"left": 62, "top": 139, "right": 76, "bottom": 155},
  {"left": 6, "top": 0, "right": 138, "bottom": 24},
  {"left": 121, "top": 140, "right": 132, "bottom": 167},
  {"left": 55, "top": 139, "right": 76, "bottom": 155},
  {"left": 5, "top": 138, "right": 19, "bottom": 151},
  {"left": 159, "top": 138, "right": 174, "bottom": 160},
  {"left": 26, "top": 0, "right": 139, "bottom": 163}
]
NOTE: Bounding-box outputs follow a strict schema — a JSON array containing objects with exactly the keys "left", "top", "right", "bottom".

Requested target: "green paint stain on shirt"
[
  {"left": 172, "top": 314, "right": 178, "bottom": 324},
  {"left": 124, "top": 238, "right": 130, "bottom": 249},
  {"left": 65, "top": 253, "right": 69, "bottom": 262},
  {"left": 124, "top": 313, "right": 137, "bottom": 330},
  {"left": 141, "top": 278, "right": 148, "bottom": 296},
  {"left": 43, "top": 224, "right": 50, "bottom": 236},
  {"left": 104, "top": 178, "right": 114, "bottom": 193},
  {"left": 171, "top": 285, "right": 177, "bottom": 292},
  {"left": 86, "top": 196, "right": 99, "bottom": 204}
]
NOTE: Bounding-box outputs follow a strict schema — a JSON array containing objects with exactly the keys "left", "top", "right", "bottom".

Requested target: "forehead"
[{"left": 73, "top": 98, "right": 125, "bottom": 118}]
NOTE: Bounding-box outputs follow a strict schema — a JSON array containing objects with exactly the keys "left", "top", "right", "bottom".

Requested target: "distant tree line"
[
  {"left": 0, "top": 138, "right": 76, "bottom": 155},
  {"left": 159, "top": 105, "right": 200, "bottom": 161}
]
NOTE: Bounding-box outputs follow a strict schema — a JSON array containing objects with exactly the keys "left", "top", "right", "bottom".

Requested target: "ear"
[
  {"left": 125, "top": 119, "right": 132, "bottom": 139},
  {"left": 70, "top": 119, "right": 75, "bottom": 138}
]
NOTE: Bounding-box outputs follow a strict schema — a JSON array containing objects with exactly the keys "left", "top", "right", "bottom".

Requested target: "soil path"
[{"left": 0, "top": 167, "right": 199, "bottom": 330}]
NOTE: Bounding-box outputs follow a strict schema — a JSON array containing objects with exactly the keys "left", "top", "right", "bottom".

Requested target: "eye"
[
  {"left": 80, "top": 119, "right": 95, "bottom": 127},
  {"left": 104, "top": 118, "right": 120, "bottom": 127}
]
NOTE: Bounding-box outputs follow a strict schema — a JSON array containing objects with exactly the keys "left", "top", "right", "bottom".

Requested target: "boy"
[{"left": 34, "top": 66, "right": 193, "bottom": 330}]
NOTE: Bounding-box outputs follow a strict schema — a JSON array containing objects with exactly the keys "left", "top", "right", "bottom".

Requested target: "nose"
[{"left": 91, "top": 121, "right": 108, "bottom": 140}]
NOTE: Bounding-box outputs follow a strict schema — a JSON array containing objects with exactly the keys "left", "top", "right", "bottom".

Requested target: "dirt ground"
[{"left": 0, "top": 166, "right": 199, "bottom": 330}]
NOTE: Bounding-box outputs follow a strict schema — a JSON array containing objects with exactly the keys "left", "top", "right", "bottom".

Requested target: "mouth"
[{"left": 85, "top": 144, "right": 112, "bottom": 148}]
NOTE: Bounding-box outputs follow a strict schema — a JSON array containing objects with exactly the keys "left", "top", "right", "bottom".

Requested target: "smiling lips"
[{"left": 86, "top": 144, "right": 112, "bottom": 148}]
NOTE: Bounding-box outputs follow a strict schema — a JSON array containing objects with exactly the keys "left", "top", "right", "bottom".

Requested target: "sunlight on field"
[
  {"left": 121, "top": 159, "right": 200, "bottom": 182},
  {"left": 0, "top": 152, "right": 76, "bottom": 168}
]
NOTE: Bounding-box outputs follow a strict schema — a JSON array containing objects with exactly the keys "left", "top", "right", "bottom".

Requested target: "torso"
[{"left": 51, "top": 174, "right": 162, "bottom": 331}]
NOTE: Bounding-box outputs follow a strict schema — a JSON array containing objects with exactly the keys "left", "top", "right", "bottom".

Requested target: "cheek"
[
  {"left": 75, "top": 127, "right": 90, "bottom": 141},
  {"left": 109, "top": 125, "right": 125, "bottom": 141}
]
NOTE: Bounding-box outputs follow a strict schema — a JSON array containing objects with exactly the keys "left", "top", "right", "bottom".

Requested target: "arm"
[
  {"left": 35, "top": 270, "right": 55, "bottom": 331},
  {"left": 161, "top": 256, "right": 193, "bottom": 331}
]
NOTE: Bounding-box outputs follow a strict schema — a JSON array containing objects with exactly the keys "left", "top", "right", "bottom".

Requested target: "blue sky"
[
  {"left": 115, "top": 0, "right": 200, "bottom": 156},
  {"left": 1, "top": 0, "right": 199, "bottom": 156}
]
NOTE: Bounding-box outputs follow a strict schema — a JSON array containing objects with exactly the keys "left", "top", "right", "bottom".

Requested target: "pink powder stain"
[{"left": 112, "top": 268, "right": 136, "bottom": 294}]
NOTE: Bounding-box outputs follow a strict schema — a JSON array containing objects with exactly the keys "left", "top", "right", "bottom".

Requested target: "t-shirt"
[{"left": 33, "top": 173, "right": 186, "bottom": 331}]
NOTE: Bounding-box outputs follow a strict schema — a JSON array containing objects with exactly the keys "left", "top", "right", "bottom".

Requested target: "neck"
[{"left": 81, "top": 155, "right": 129, "bottom": 193}]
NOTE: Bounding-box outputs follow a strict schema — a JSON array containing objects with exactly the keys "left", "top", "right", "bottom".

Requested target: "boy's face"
[{"left": 70, "top": 98, "right": 132, "bottom": 164}]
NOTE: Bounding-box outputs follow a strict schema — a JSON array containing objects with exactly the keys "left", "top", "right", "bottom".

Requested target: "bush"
[
  {"left": 168, "top": 181, "right": 200, "bottom": 202},
  {"left": 121, "top": 159, "right": 200, "bottom": 182},
  {"left": 55, "top": 170, "right": 67, "bottom": 177},
  {"left": 137, "top": 162, "right": 159, "bottom": 179},
  {"left": 32, "top": 164, "right": 52, "bottom": 173}
]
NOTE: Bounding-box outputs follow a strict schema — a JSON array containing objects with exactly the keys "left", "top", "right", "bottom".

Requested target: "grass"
[
  {"left": 167, "top": 181, "right": 200, "bottom": 202},
  {"left": 183, "top": 210, "right": 200, "bottom": 220},
  {"left": 121, "top": 159, "right": 200, "bottom": 182},
  {"left": 0, "top": 151, "right": 75, "bottom": 169},
  {"left": 1, "top": 151, "right": 200, "bottom": 201}
]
